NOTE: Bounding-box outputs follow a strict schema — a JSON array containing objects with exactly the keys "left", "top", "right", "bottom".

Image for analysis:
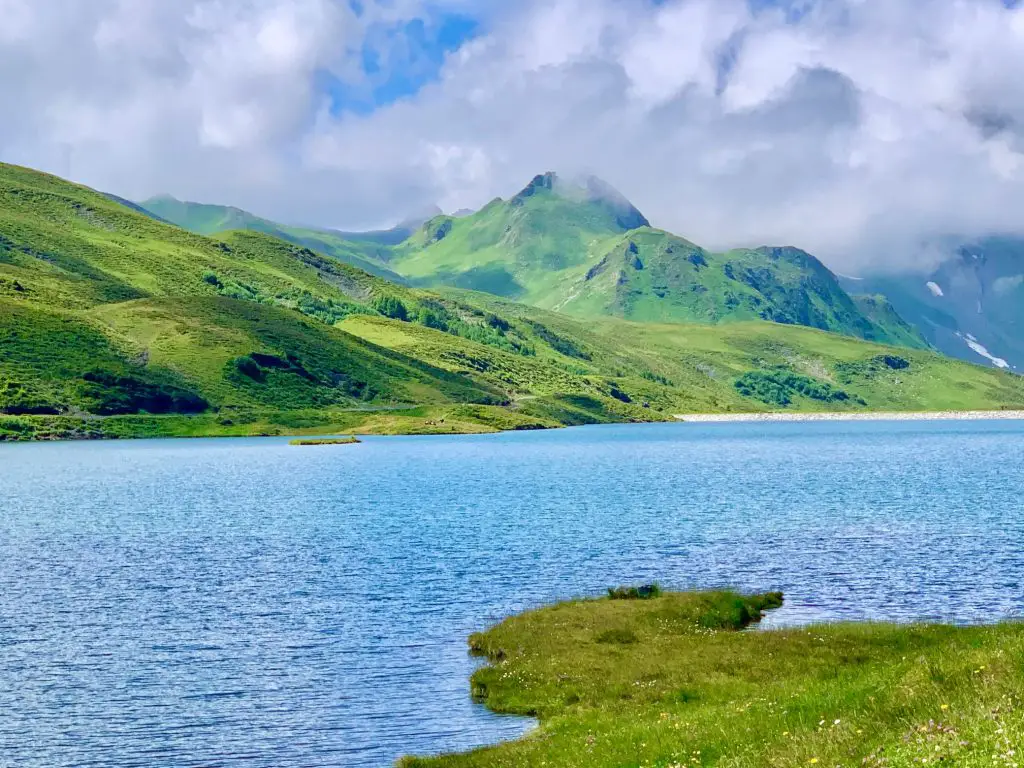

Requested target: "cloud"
[{"left": 3, "top": 0, "right": 1024, "bottom": 272}]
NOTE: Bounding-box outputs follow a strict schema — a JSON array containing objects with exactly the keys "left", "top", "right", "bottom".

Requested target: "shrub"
[
  {"left": 608, "top": 384, "right": 632, "bottom": 403},
  {"left": 835, "top": 355, "right": 911, "bottom": 384},
  {"left": 640, "top": 370, "right": 673, "bottom": 386},
  {"left": 735, "top": 369, "right": 857, "bottom": 407},
  {"left": 77, "top": 370, "right": 208, "bottom": 415},
  {"left": 0, "top": 377, "right": 60, "bottom": 415},
  {"left": 417, "top": 308, "right": 449, "bottom": 331},
  {"left": 373, "top": 295, "right": 409, "bottom": 321},
  {"left": 878, "top": 354, "right": 910, "bottom": 370},
  {"left": 486, "top": 313, "right": 510, "bottom": 332},
  {"left": 233, "top": 356, "right": 263, "bottom": 381},
  {"left": 608, "top": 584, "right": 662, "bottom": 600},
  {"left": 524, "top": 320, "right": 592, "bottom": 360}
]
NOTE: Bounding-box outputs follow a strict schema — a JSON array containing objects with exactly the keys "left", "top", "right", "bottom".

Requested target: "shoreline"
[
  {"left": 674, "top": 409, "right": 1024, "bottom": 423},
  {"left": 401, "top": 589, "right": 1024, "bottom": 767},
  {"left": 6, "top": 407, "right": 1024, "bottom": 443}
]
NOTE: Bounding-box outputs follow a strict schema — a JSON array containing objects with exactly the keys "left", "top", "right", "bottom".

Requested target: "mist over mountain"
[
  {"left": 12, "top": 160, "right": 1022, "bottom": 442},
  {"left": 843, "top": 237, "right": 1024, "bottom": 371},
  {"left": 7, "top": 1, "right": 1024, "bottom": 276}
]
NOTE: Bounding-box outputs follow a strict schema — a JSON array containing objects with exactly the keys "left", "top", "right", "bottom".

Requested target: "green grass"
[
  {"left": 138, "top": 195, "right": 406, "bottom": 281},
  {"left": 389, "top": 174, "right": 644, "bottom": 300},
  {"left": 401, "top": 589, "right": 1024, "bottom": 768},
  {"left": 132, "top": 172, "right": 930, "bottom": 351},
  {"left": 4, "top": 160, "right": 1024, "bottom": 441},
  {"left": 370, "top": 176, "right": 926, "bottom": 348},
  {"left": 0, "top": 403, "right": 567, "bottom": 442},
  {"left": 289, "top": 436, "right": 360, "bottom": 446}
]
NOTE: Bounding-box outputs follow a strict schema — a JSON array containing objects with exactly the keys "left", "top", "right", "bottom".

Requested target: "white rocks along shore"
[{"left": 674, "top": 410, "right": 1024, "bottom": 423}]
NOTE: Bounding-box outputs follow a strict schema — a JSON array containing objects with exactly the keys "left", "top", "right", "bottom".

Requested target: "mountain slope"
[
  {"left": 139, "top": 173, "right": 923, "bottom": 349},
  {"left": 389, "top": 174, "right": 924, "bottom": 348},
  {"left": 851, "top": 294, "right": 930, "bottom": 350},
  {"left": 2, "top": 161, "right": 1022, "bottom": 440},
  {"left": 542, "top": 230, "right": 927, "bottom": 347},
  {"left": 0, "top": 164, "right": 510, "bottom": 420},
  {"left": 842, "top": 237, "right": 1024, "bottom": 371},
  {"left": 389, "top": 172, "right": 650, "bottom": 298},
  {"left": 137, "top": 194, "right": 405, "bottom": 282}
]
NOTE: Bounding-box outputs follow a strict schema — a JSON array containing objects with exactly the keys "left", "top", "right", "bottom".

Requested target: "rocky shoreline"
[{"left": 674, "top": 409, "right": 1024, "bottom": 423}]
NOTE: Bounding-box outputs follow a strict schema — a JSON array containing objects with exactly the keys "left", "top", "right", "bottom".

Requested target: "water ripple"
[{"left": 1, "top": 421, "right": 1023, "bottom": 765}]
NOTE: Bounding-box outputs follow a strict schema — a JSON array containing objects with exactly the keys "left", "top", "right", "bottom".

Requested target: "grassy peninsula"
[
  {"left": 401, "top": 589, "right": 1024, "bottom": 767},
  {"left": 289, "top": 436, "right": 360, "bottom": 446}
]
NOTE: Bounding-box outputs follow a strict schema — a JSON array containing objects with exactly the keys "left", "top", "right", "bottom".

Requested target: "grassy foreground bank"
[{"left": 401, "top": 590, "right": 1024, "bottom": 767}]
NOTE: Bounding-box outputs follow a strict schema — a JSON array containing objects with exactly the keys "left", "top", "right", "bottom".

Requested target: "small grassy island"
[
  {"left": 288, "top": 436, "right": 361, "bottom": 446},
  {"left": 401, "top": 589, "right": 1024, "bottom": 767}
]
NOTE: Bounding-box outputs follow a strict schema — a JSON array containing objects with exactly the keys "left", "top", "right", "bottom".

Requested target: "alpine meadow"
[{"left": 4, "top": 162, "right": 1022, "bottom": 441}]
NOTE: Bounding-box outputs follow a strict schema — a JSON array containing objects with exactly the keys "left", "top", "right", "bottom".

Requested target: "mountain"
[
  {"left": 542, "top": 230, "right": 927, "bottom": 348},
  {"left": 841, "top": 237, "right": 1024, "bottom": 371},
  {"left": 138, "top": 173, "right": 923, "bottom": 349},
  {"left": 850, "top": 294, "right": 929, "bottom": 350},
  {"left": 138, "top": 195, "right": 406, "bottom": 282},
  {"left": 389, "top": 172, "right": 650, "bottom": 298},
  {"left": 388, "top": 174, "right": 924, "bottom": 348},
  {"left": 3, "top": 161, "right": 1022, "bottom": 440},
  {"left": 102, "top": 193, "right": 174, "bottom": 224},
  {"left": 331, "top": 204, "right": 443, "bottom": 246}
]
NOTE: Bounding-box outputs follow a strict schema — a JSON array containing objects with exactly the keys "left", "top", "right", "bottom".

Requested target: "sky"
[{"left": 3, "top": 0, "right": 1024, "bottom": 272}]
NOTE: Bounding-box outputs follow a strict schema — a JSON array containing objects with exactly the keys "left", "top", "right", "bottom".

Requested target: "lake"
[{"left": 2, "top": 421, "right": 1024, "bottom": 766}]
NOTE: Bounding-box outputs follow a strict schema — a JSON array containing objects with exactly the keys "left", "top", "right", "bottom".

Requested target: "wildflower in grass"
[
  {"left": 809, "top": 758, "right": 819, "bottom": 764},
  {"left": 941, "top": 704, "right": 950, "bottom": 711}
]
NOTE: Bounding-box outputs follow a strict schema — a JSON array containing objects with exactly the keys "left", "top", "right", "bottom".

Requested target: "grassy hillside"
[
  {"left": 137, "top": 173, "right": 927, "bottom": 349},
  {"left": 0, "top": 163, "right": 511, "bottom": 431},
  {"left": 401, "top": 589, "right": 1024, "bottom": 767},
  {"left": 138, "top": 194, "right": 406, "bottom": 281},
  {"left": 389, "top": 172, "right": 648, "bottom": 298},
  {"left": 543, "top": 230, "right": 927, "bottom": 347},
  {"left": 382, "top": 174, "right": 924, "bottom": 347},
  {"left": 2, "top": 161, "right": 1023, "bottom": 441},
  {"left": 425, "top": 292, "right": 1024, "bottom": 413}
]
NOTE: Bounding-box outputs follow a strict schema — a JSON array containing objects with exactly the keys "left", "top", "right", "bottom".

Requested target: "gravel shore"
[{"left": 674, "top": 410, "right": 1024, "bottom": 423}]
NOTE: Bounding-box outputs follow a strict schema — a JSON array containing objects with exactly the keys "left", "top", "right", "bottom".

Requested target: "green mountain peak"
[
  {"left": 2, "top": 160, "right": 1022, "bottom": 442},
  {"left": 133, "top": 172, "right": 925, "bottom": 351},
  {"left": 508, "top": 171, "right": 650, "bottom": 230}
]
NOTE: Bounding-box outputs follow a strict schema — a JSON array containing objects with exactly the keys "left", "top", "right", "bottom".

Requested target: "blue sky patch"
[{"left": 327, "top": 9, "right": 480, "bottom": 115}]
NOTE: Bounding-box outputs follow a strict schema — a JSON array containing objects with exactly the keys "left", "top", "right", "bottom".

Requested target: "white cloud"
[{"left": 3, "top": 0, "right": 1024, "bottom": 272}]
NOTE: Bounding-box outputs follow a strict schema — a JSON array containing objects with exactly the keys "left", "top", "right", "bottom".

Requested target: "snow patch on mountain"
[
  {"left": 926, "top": 281, "right": 944, "bottom": 297},
  {"left": 959, "top": 333, "right": 1010, "bottom": 369}
]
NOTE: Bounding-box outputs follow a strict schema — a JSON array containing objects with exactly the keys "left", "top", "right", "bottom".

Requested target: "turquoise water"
[{"left": 2, "top": 421, "right": 1024, "bottom": 766}]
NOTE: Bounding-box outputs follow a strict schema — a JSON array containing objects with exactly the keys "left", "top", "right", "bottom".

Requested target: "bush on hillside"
[
  {"left": 735, "top": 369, "right": 860, "bottom": 407},
  {"left": 373, "top": 295, "right": 409, "bottom": 321},
  {"left": 523, "top": 320, "right": 592, "bottom": 360},
  {"left": 77, "top": 370, "right": 209, "bottom": 415},
  {"left": 0, "top": 377, "right": 61, "bottom": 415},
  {"left": 834, "top": 354, "right": 912, "bottom": 384}
]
